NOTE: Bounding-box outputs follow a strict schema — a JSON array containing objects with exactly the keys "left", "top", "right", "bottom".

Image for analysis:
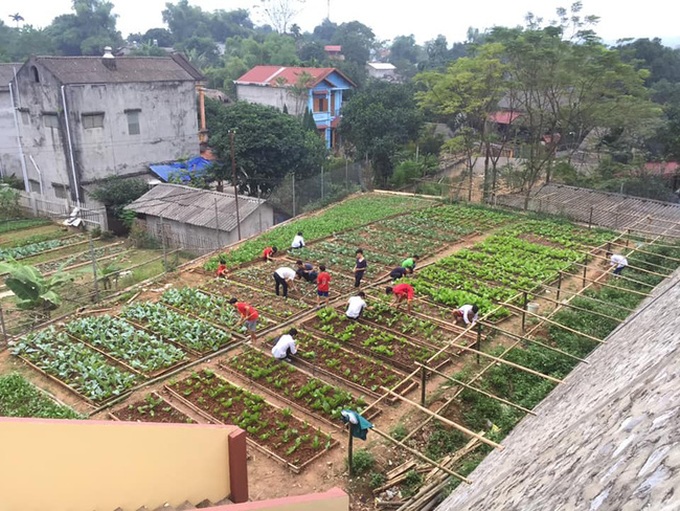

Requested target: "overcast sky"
[{"left": 11, "top": 0, "right": 680, "bottom": 46}]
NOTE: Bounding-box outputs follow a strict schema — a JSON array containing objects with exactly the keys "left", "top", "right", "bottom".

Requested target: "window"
[
  {"left": 43, "top": 113, "right": 59, "bottom": 129},
  {"left": 28, "top": 179, "right": 41, "bottom": 194},
  {"left": 31, "top": 66, "right": 40, "bottom": 83},
  {"left": 126, "top": 109, "right": 141, "bottom": 135},
  {"left": 82, "top": 113, "right": 104, "bottom": 129},
  {"left": 53, "top": 184, "right": 69, "bottom": 199},
  {"left": 313, "top": 95, "right": 328, "bottom": 113}
]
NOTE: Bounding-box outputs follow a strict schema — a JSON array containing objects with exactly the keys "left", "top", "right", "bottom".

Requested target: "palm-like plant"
[
  {"left": 0, "top": 261, "right": 73, "bottom": 322},
  {"left": 8, "top": 13, "right": 24, "bottom": 27}
]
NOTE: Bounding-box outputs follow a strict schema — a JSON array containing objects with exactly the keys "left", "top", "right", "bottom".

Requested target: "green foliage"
[
  {"left": 205, "top": 99, "right": 327, "bottom": 195},
  {"left": 349, "top": 449, "right": 375, "bottom": 475},
  {"left": 369, "top": 471, "right": 386, "bottom": 489},
  {"left": 401, "top": 469, "right": 424, "bottom": 498},
  {"left": 90, "top": 176, "right": 148, "bottom": 210},
  {"left": 339, "top": 82, "right": 423, "bottom": 184},
  {"left": 0, "top": 187, "right": 20, "bottom": 220},
  {"left": 425, "top": 424, "right": 467, "bottom": 459},
  {"left": 0, "top": 261, "right": 73, "bottom": 316},
  {"left": 0, "top": 373, "right": 82, "bottom": 419},
  {"left": 390, "top": 423, "right": 408, "bottom": 442}
]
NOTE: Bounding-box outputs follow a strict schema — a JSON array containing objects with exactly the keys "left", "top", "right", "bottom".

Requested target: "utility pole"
[{"left": 229, "top": 130, "right": 242, "bottom": 241}]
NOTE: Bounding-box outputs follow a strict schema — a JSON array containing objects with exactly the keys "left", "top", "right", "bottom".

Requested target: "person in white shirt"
[
  {"left": 346, "top": 292, "right": 367, "bottom": 320},
  {"left": 273, "top": 266, "right": 298, "bottom": 298},
  {"left": 453, "top": 304, "right": 479, "bottom": 327},
  {"left": 272, "top": 328, "right": 298, "bottom": 361},
  {"left": 606, "top": 252, "right": 628, "bottom": 276},
  {"left": 291, "top": 231, "right": 305, "bottom": 249}
]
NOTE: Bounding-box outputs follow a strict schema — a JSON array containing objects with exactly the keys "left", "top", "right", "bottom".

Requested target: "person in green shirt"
[{"left": 401, "top": 255, "right": 420, "bottom": 274}]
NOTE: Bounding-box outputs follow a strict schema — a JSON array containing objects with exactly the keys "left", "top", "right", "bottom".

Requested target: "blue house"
[{"left": 235, "top": 66, "right": 356, "bottom": 148}]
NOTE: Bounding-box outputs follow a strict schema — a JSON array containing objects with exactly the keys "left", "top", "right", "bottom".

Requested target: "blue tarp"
[{"left": 149, "top": 156, "right": 213, "bottom": 183}]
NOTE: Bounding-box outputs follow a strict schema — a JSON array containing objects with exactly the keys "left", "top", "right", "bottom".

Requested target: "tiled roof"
[
  {"left": 489, "top": 111, "right": 522, "bottom": 125},
  {"left": 234, "top": 65, "right": 355, "bottom": 87},
  {"left": 0, "top": 63, "right": 21, "bottom": 90},
  {"left": 644, "top": 161, "right": 680, "bottom": 176},
  {"left": 28, "top": 54, "right": 203, "bottom": 84},
  {"left": 126, "top": 184, "right": 267, "bottom": 233}
]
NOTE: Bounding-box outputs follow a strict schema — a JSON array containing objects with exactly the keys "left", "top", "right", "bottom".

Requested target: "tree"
[
  {"left": 205, "top": 99, "right": 327, "bottom": 195},
  {"left": 331, "top": 21, "right": 375, "bottom": 66},
  {"left": 390, "top": 35, "right": 422, "bottom": 78},
  {"left": 46, "top": 0, "right": 122, "bottom": 56},
  {"left": 0, "top": 262, "right": 73, "bottom": 322},
  {"left": 339, "top": 81, "right": 423, "bottom": 184},
  {"left": 162, "top": 0, "right": 209, "bottom": 42},
  {"left": 8, "top": 13, "right": 24, "bottom": 27},
  {"left": 90, "top": 176, "right": 148, "bottom": 228},
  {"left": 256, "top": 0, "right": 305, "bottom": 34},
  {"left": 312, "top": 18, "right": 337, "bottom": 43}
]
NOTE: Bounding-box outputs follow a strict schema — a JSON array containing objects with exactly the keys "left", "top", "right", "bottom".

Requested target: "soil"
[
  {"left": 168, "top": 369, "right": 336, "bottom": 470},
  {"left": 111, "top": 395, "right": 196, "bottom": 424}
]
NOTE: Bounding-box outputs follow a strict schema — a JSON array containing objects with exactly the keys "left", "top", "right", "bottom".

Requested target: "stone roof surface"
[
  {"left": 30, "top": 54, "right": 203, "bottom": 84},
  {"left": 437, "top": 270, "right": 680, "bottom": 511},
  {"left": 0, "top": 63, "right": 21, "bottom": 90},
  {"left": 126, "top": 184, "right": 267, "bottom": 233}
]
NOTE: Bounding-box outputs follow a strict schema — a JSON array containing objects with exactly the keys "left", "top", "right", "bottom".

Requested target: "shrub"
[{"left": 349, "top": 449, "right": 375, "bottom": 475}]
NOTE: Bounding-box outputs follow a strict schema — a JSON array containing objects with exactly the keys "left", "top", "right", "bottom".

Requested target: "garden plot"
[
  {"left": 229, "top": 263, "right": 360, "bottom": 302},
  {"left": 110, "top": 393, "right": 195, "bottom": 423},
  {"left": 303, "top": 308, "right": 450, "bottom": 372},
  {"left": 12, "top": 326, "right": 140, "bottom": 404},
  {"left": 0, "top": 218, "right": 52, "bottom": 237},
  {"left": 32, "top": 242, "right": 128, "bottom": 275},
  {"left": 277, "top": 329, "right": 416, "bottom": 399},
  {"left": 219, "top": 348, "right": 370, "bottom": 428},
  {"left": 160, "top": 287, "right": 274, "bottom": 334},
  {"left": 0, "top": 233, "right": 87, "bottom": 261},
  {"left": 290, "top": 239, "right": 396, "bottom": 273},
  {"left": 120, "top": 301, "right": 237, "bottom": 355},
  {"left": 165, "top": 369, "right": 338, "bottom": 472},
  {"left": 201, "top": 278, "right": 310, "bottom": 323},
  {"left": 334, "top": 226, "right": 448, "bottom": 262},
  {"left": 414, "top": 204, "right": 516, "bottom": 231},
  {"left": 376, "top": 215, "right": 474, "bottom": 243}
]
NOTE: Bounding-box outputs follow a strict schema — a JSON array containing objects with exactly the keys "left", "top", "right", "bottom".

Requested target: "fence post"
[
  {"left": 582, "top": 254, "right": 588, "bottom": 289},
  {"left": 89, "top": 235, "right": 99, "bottom": 303},
  {"left": 521, "top": 291, "right": 528, "bottom": 333},
  {"left": 420, "top": 365, "right": 427, "bottom": 406},
  {"left": 160, "top": 215, "right": 168, "bottom": 270},
  {"left": 556, "top": 271, "right": 562, "bottom": 301},
  {"left": 0, "top": 306, "right": 7, "bottom": 346},
  {"left": 476, "top": 323, "right": 482, "bottom": 365},
  {"left": 347, "top": 427, "right": 354, "bottom": 476}
]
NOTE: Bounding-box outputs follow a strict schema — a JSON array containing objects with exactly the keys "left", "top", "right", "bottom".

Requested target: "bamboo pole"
[
  {"left": 557, "top": 271, "right": 652, "bottom": 297},
  {"left": 416, "top": 363, "right": 536, "bottom": 415},
  {"left": 480, "top": 321, "right": 589, "bottom": 363},
  {"left": 381, "top": 387, "right": 504, "bottom": 450},
  {"left": 512, "top": 289, "right": 625, "bottom": 323},
  {"left": 533, "top": 282, "right": 637, "bottom": 313},
  {"left": 568, "top": 260, "right": 658, "bottom": 289},
  {"left": 586, "top": 252, "right": 670, "bottom": 278},
  {"left": 371, "top": 427, "right": 472, "bottom": 483},
  {"left": 502, "top": 303, "right": 606, "bottom": 344}
]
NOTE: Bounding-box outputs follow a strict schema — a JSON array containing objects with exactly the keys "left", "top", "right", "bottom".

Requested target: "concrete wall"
[
  {"left": 236, "top": 85, "right": 298, "bottom": 114},
  {"left": 12, "top": 61, "right": 199, "bottom": 206},
  {"left": 222, "top": 487, "right": 349, "bottom": 511},
  {"left": 0, "top": 417, "right": 245, "bottom": 511},
  {"left": 145, "top": 203, "right": 274, "bottom": 254},
  {"left": 0, "top": 88, "right": 23, "bottom": 179}
]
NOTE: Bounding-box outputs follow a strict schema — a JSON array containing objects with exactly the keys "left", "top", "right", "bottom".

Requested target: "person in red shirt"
[
  {"left": 385, "top": 283, "right": 414, "bottom": 314},
  {"left": 229, "top": 298, "right": 259, "bottom": 343},
  {"left": 262, "top": 246, "right": 278, "bottom": 262},
  {"left": 316, "top": 264, "right": 331, "bottom": 308},
  {"left": 216, "top": 258, "right": 227, "bottom": 278}
]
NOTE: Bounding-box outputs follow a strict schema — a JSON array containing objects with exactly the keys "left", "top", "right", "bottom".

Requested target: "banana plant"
[{"left": 0, "top": 260, "right": 73, "bottom": 322}]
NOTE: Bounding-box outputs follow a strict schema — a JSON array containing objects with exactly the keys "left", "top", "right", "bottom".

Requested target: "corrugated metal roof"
[
  {"left": 27, "top": 54, "right": 203, "bottom": 84},
  {"left": 234, "top": 65, "right": 356, "bottom": 88},
  {"left": 126, "top": 184, "right": 267, "bottom": 233},
  {"left": 367, "top": 62, "right": 396, "bottom": 70}
]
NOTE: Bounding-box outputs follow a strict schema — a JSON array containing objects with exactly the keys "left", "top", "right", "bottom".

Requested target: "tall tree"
[
  {"left": 256, "top": 0, "right": 304, "bottom": 34},
  {"left": 46, "top": 0, "right": 122, "bottom": 56},
  {"left": 205, "top": 99, "right": 326, "bottom": 195},
  {"left": 339, "top": 81, "right": 423, "bottom": 184}
]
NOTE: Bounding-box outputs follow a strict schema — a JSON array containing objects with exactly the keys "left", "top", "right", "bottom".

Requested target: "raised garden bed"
[
  {"left": 303, "top": 308, "right": 449, "bottom": 372},
  {"left": 64, "top": 315, "right": 187, "bottom": 377},
  {"left": 334, "top": 226, "right": 448, "bottom": 261},
  {"left": 120, "top": 301, "right": 236, "bottom": 355},
  {"left": 220, "top": 348, "right": 369, "bottom": 427},
  {"left": 166, "top": 369, "right": 338, "bottom": 472},
  {"left": 12, "top": 326, "right": 139, "bottom": 404},
  {"left": 111, "top": 393, "right": 195, "bottom": 423},
  {"left": 201, "top": 278, "right": 309, "bottom": 322}
]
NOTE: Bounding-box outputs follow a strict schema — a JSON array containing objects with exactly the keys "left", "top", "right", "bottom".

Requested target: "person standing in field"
[
  {"left": 262, "top": 246, "right": 278, "bottom": 262},
  {"left": 345, "top": 291, "right": 367, "bottom": 320},
  {"left": 385, "top": 283, "right": 414, "bottom": 314},
  {"left": 606, "top": 252, "right": 628, "bottom": 276},
  {"left": 229, "top": 298, "right": 259, "bottom": 343},
  {"left": 271, "top": 328, "right": 298, "bottom": 362},
  {"left": 316, "top": 264, "right": 331, "bottom": 308},
  {"left": 291, "top": 232, "right": 305, "bottom": 249},
  {"left": 453, "top": 304, "right": 479, "bottom": 327},
  {"left": 273, "top": 266, "right": 298, "bottom": 298},
  {"left": 401, "top": 255, "right": 420, "bottom": 274},
  {"left": 353, "top": 249, "right": 367, "bottom": 288}
]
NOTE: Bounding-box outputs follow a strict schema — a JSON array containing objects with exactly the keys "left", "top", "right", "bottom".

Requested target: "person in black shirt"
[
  {"left": 389, "top": 266, "right": 408, "bottom": 281},
  {"left": 353, "top": 249, "right": 367, "bottom": 287}
]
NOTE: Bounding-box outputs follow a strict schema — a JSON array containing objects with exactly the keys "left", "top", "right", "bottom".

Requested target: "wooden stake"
[
  {"left": 371, "top": 428, "right": 471, "bottom": 483},
  {"left": 533, "top": 282, "right": 636, "bottom": 313},
  {"left": 347, "top": 426, "right": 354, "bottom": 476},
  {"left": 556, "top": 271, "right": 562, "bottom": 301},
  {"left": 582, "top": 253, "right": 588, "bottom": 289},
  {"left": 522, "top": 291, "right": 528, "bottom": 333},
  {"left": 420, "top": 365, "right": 427, "bottom": 407},
  {"left": 417, "top": 363, "right": 536, "bottom": 415},
  {"left": 381, "top": 387, "right": 504, "bottom": 450},
  {"left": 514, "top": 289, "right": 625, "bottom": 323}
]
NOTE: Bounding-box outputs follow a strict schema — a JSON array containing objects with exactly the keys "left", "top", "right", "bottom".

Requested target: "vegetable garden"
[{"left": 3, "top": 192, "right": 679, "bottom": 506}]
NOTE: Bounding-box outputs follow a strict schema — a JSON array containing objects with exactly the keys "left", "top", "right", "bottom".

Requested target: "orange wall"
[{"left": 0, "top": 418, "right": 238, "bottom": 511}]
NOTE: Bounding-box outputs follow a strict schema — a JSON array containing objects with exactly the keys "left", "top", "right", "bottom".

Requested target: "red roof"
[
  {"left": 489, "top": 111, "right": 522, "bottom": 124},
  {"left": 644, "top": 162, "right": 680, "bottom": 176},
  {"left": 324, "top": 45, "right": 342, "bottom": 52},
  {"left": 234, "top": 66, "right": 355, "bottom": 87}
]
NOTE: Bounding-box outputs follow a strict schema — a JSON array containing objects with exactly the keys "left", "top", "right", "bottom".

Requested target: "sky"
[{"left": 10, "top": 0, "right": 680, "bottom": 47}]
